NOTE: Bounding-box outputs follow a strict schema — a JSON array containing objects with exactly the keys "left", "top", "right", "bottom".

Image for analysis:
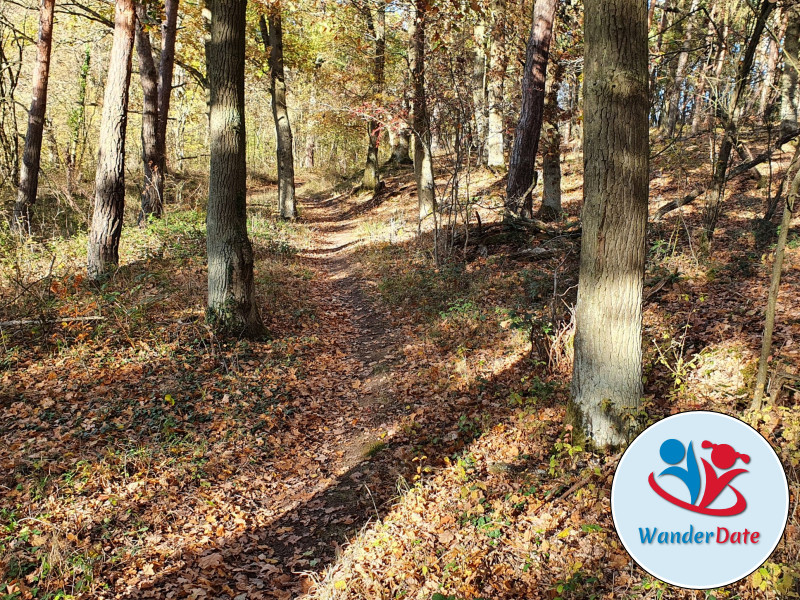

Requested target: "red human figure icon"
[{"left": 698, "top": 441, "right": 750, "bottom": 509}]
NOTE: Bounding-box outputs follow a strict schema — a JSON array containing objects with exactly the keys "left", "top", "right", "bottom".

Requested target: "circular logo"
[{"left": 611, "top": 411, "right": 789, "bottom": 589}]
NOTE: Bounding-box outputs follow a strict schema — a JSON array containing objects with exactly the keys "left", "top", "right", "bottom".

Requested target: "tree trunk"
[
  {"left": 135, "top": 0, "right": 178, "bottom": 224},
  {"left": 757, "top": 8, "right": 784, "bottom": 123},
  {"left": 134, "top": 5, "right": 162, "bottom": 225},
  {"left": 87, "top": 0, "right": 135, "bottom": 279},
  {"left": 505, "top": 0, "right": 557, "bottom": 217},
  {"left": 207, "top": 0, "right": 264, "bottom": 337},
  {"left": 752, "top": 144, "right": 800, "bottom": 409},
  {"left": 570, "top": 0, "right": 649, "bottom": 449},
  {"left": 780, "top": 4, "right": 800, "bottom": 133},
  {"left": 13, "top": 0, "right": 55, "bottom": 233},
  {"left": 485, "top": 0, "right": 507, "bottom": 168},
  {"left": 157, "top": 0, "right": 178, "bottom": 186},
  {"left": 704, "top": 0, "right": 775, "bottom": 238},
  {"left": 665, "top": 0, "right": 700, "bottom": 137},
  {"left": 539, "top": 62, "right": 562, "bottom": 221},
  {"left": 362, "top": 0, "right": 386, "bottom": 190},
  {"left": 67, "top": 44, "right": 90, "bottom": 192},
  {"left": 390, "top": 125, "right": 412, "bottom": 164},
  {"left": 410, "top": 0, "right": 435, "bottom": 223},
  {"left": 472, "top": 21, "right": 487, "bottom": 162},
  {"left": 260, "top": 13, "right": 296, "bottom": 219}
]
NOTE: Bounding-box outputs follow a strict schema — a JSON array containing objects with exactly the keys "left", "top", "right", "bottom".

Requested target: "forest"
[{"left": 0, "top": 0, "right": 799, "bottom": 597}]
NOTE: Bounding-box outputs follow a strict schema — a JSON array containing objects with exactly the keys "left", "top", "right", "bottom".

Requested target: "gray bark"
[
  {"left": 13, "top": 0, "right": 56, "bottom": 232},
  {"left": 570, "top": 0, "right": 649, "bottom": 449},
  {"left": 539, "top": 67, "right": 561, "bottom": 220},
  {"left": 505, "top": 0, "right": 557, "bottom": 217},
  {"left": 206, "top": 0, "right": 264, "bottom": 336},
  {"left": 665, "top": 0, "right": 700, "bottom": 137},
  {"left": 260, "top": 12, "right": 296, "bottom": 219},
  {"left": 410, "top": 0, "right": 435, "bottom": 223},
  {"left": 135, "top": 5, "right": 161, "bottom": 224},
  {"left": 362, "top": 0, "right": 386, "bottom": 190},
  {"left": 485, "top": 0, "right": 507, "bottom": 168},
  {"left": 87, "top": 0, "right": 135, "bottom": 279}
]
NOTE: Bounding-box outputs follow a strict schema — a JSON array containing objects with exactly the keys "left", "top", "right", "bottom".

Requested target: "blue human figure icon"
[{"left": 658, "top": 439, "right": 701, "bottom": 505}]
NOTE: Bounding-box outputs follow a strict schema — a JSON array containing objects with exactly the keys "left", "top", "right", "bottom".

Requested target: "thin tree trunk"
[
  {"left": 410, "top": 0, "right": 435, "bottom": 223},
  {"left": 157, "top": 0, "right": 178, "bottom": 185},
  {"left": 260, "top": 12, "right": 296, "bottom": 219},
  {"left": 665, "top": 0, "right": 700, "bottom": 137},
  {"left": 135, "top": 0, "right": 178, "bottom": 224},
  {"left": 472, "top": 21, "right": 487, "bottom": 162},
  {"left": 757, "top": 7, "right": 784, "bottom": 123},
  {"left": 87, "top": 0, "right": 135, "bottom": 279},
  {"left": 505, "top": 0, "right": 557, "bottom": 217},
  {"left": 539, "top": 61, "right": 562, "bottom": 220},
  {"left": 362, "top": 0, "right": 386, "bottom": 190},
  {"left": 67, "top": 44, "right": 90, "bottom": 192},
  {"left": 704, "top": 0, "right": 776, "bottom": 238},
  {"left": 570, "top": 0, "right": 649, "bottom": 449},
  {"left": 134, "top": 5, "right": 161, "bottom": 225},
  {"left": 207, "top": 0, "right": 264, "bottom": 337},
  {"left": 752, "top": 145, "right": 800, "bottom": 409},
  {"left": 13, "top": 0, "right": 56, "bottom": 232},
  {"left": 485, "top": 0, "right": 507, "bottom": 168},
  {"left": 780, "top": 4, "right": 800, "bottom": 133}
]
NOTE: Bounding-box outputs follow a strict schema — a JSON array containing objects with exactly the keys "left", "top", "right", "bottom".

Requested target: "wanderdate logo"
[{"left": 611, "top": 411, "right": 789, "bottom": 589}]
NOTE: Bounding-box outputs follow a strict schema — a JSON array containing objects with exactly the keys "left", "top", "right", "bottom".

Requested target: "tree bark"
[
  {"left": 757, "top": 7, "right": 784, "bottom": 122},
  {"left": 780, "top": 4, "right": 800, "bottom": 132},
  {"left": 703, "top": 0, "right": 775, "bottom": 238},
  {"left": 362, "top": 0, "right": 386, "bottom": 190},
  {"left": 570, "top": 0, "right": 649, "bottom": 449},
  {"left": 539, "top": 62, "right": 562, "bottom": 221},
  {"left": 485, "top": 0, "right": 507, "bottom": 168},
  {"left": 13, "top": 0, "right": 56, "bottom": 233},
  {"left": 260, "top": 12, "right": 297, "bottom": 219},
  {"left": 505, "top": 0, "right": 557, "bottom": 217},
  {"left": 410, "top": 0, "right": 435, "bottom": 223},
  {"left": 472, "top": 21, "right": 487, "bottom": 162},
  {"left": 207, "top": 0, "right": 264, "bottom": 337},
  {"left": 134, "top": 5, "right": 162, "bottom": 225},
  {"left": 87, "top": 0, "right": 135, "bottom": 279},
  {"left": 157, "top": 0, "right": 179, "bottom": 183}
]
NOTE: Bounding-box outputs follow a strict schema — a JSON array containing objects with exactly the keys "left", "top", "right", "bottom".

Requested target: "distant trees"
[
  {"left": 87, "top": 0, "right": 136, "bottom": 279},
  {"left": 570, "top": 0, "right": 649, "bottom": 448},
  {"left": 260, "top": 9, "right": 297, "bottom": 220},
  {"left": 13, "top": 0, "right": 55, "bottom": 232},
  {"left": 207, "top": 0, "right": 264, "bottom": 336}
]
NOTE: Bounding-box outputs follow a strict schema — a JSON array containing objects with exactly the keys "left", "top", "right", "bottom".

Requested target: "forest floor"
[{"left": 1, "top": 141, "right": 800, "bottom": 600}]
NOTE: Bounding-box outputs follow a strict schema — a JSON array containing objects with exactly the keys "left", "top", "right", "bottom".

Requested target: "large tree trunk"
[
  {"left": 207, "top": 0, "right": 264, "bottom": 336},
  {"left": 362, "top": 0, "right": 386, "bottom": 190},
  {"left": 570, "top": 0, "right": 649, "bottom": 449},
  {"left": 665, "top": 0, "right": 700, "bottom": 137},
  {"left": 13, "top": 0, "right": 56, "bottom": 233},
  {"left": 780, "top": 4, "right": 800, "bottom": 132},
  {"left": 704, "top": 0, "right": 775, "bottom": 238},
  {"left": 411, "top": 0, "right": 435, "bottom": 223},
  {"left": 485, "top": 0, "right": 507, "bottom": 168},
  {"left": 260, "top": 13, "right": 296, "bottom": 219},
  {"left": 134, "top": 5, "right": 162, "bottom": 225},
  {"left": 505, "top": 0, "right": 557, "bottom": 217},
  {"left": 87, "top": 0, "right": 136, "bottom": 279}
]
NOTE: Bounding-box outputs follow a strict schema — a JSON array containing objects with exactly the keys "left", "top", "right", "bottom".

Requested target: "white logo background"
[{"left": 611, "top": 411, "right": 789, "bottom": 589}]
